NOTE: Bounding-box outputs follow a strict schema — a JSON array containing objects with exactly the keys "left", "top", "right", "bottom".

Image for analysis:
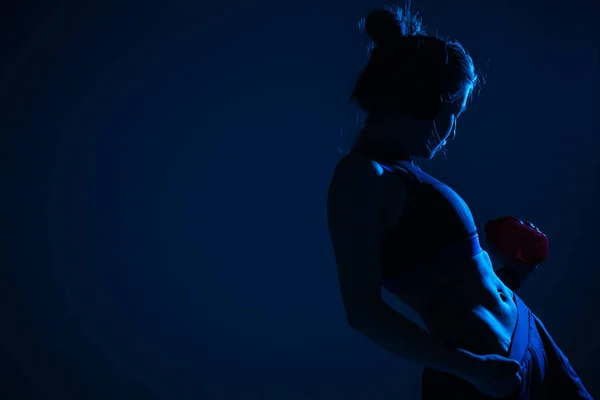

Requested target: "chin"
[
  {"left": 414, "top": 148, "right": 436, "bottom": 159},
  {"left": 425, "top": 145, "right": 447, "bottom": 159}
]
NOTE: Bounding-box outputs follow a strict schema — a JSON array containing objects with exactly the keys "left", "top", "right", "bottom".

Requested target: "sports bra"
[{"left": 372, "top": 156, "right": 483, "bottom": 282}]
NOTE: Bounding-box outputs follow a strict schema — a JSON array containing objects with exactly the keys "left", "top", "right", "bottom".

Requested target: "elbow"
[
  {"left": 346, "top": 315, "right": 365, "bottom": 331},
  {"left": 345, "top": 305, "right": 383, "bottom": 334}
]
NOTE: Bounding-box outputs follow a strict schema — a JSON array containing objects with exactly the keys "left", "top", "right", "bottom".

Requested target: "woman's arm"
[
  {"left": 495, "top": 262, "right": 540, "bottom": 292},
  {"left": 486, "top": 219, "right": 546, "bottom": 292},
  {"left": 326, "top": 153, "right": 476, "bottom": 377}
]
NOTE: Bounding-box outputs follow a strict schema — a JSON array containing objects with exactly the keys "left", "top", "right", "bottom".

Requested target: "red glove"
[{"left": 485, "top": 217, "right": 549, "bottom": 265}]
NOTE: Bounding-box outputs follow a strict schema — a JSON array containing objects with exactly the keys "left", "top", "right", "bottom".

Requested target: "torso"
[{"left": 371, "top": 154, "right": 517, "bottom": 355}]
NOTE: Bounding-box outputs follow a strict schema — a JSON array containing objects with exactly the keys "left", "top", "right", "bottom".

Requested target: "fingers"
[
  {"left": 524, "top": 221, "right": 538, "bottom": 230},
  {"left": 515, "top": 362, "right": 524, "bottom": 387},
  {"left": 487, "top": 217, "right": 542, "bottom": 234},
  {"left": 524, "top": 221, "right": 545, "bottom": 235}
]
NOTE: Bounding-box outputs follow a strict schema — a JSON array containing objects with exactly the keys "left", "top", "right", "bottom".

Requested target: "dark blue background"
[{"left": 1, "top": 1, "right": 599, "bottom": 398}]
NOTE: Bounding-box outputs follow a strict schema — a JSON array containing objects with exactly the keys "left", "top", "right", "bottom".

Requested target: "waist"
[{"left": 421, "top": 290, "right": 517, "bottom": 355}]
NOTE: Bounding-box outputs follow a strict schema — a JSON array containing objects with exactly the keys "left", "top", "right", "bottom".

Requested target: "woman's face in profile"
[{"left": 420, "top": 94, "right": 468, "bottom": 159}]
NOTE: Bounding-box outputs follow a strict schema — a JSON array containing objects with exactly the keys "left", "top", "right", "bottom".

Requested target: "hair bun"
[
  {"left": 363, "top": 9, "right": 402, "bottom": 46},
  {"left": 362, "top": 6, "right": 427, "bottom": 46}
]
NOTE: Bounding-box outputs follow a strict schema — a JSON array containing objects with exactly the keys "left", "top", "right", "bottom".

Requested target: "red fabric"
[{"left": 485, "top": 216, "right": 549, "bottom": 265}]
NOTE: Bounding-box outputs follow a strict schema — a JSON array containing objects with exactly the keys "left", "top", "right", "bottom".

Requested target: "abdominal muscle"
[{"left": 387, "top": 251, "right": 518, "bottom": 356}]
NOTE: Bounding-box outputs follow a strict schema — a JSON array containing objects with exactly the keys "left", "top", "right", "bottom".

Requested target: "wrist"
[
  {"left": 433, "top": 347, "right": 478, "bottom": 377},
  {"left": 453, "top": 348, "right": 479, "bottom": 376},
  {"left": 496, "top": 266, "right": 522, "bottom": 291},
  {"left": 503, "top": 262, "right": 539, "bottom": 280}
]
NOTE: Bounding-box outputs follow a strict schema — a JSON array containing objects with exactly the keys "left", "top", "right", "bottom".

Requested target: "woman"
[{"left": 326, "top": 6, "right": 593, "bottom": 399}]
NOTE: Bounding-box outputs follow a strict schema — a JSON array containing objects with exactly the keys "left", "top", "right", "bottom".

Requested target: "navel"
[{"left": 497, "top": 289, "right": 509, "bottom": 303}]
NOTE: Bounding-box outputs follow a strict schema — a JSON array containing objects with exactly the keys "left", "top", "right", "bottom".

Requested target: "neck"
[{"left": 353, "top": 116, "right": 413, "bottom": 161}]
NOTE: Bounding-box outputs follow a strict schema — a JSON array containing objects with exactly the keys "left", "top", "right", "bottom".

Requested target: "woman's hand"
[
  {"left": 485, "top": 217, "right": 548, "bottom": 263},
  {"left": 485, "top": 217, "right": 548, "bottom": 290},
  {"left": 458, "top": 351, "right": 523, "bottom": 398}
]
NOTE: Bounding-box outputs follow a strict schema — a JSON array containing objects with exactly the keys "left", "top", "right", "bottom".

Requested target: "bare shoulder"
[
  {"left": 331, "top": 151, "right": 385, "bottom": 182},
  {"left": 327, "top": 151, "right": 408, "bottom": 243},
  {"left": 328, "top": 151, "right": 407, "bottom": 210}
]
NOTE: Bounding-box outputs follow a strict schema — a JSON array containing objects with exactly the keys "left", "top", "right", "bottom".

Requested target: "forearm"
[
  {"left": 495, "top": 266, "right": 522, "bottom": 292},
  {"left": 495, "top": 262, "right": 540, "bottom": 292},
  {"left": 354, "top": 302, "right": 474, "bottom": 377}
]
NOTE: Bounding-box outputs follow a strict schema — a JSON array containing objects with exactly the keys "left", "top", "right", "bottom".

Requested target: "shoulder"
[
  {"left": 332, "top": 151, "right": 386, "bottom": 183},
  {"left": 328, "top": 152, "right": 391, "bottom": 198},
  {"left": 327, "top": 151, "right": 407, "bottom": 219}
]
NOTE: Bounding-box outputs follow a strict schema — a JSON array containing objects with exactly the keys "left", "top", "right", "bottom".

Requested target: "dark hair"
[{"left": 351, "top": 6, "right": 480, "bottom": 120}]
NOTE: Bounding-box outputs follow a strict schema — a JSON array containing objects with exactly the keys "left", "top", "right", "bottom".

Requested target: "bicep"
[
  {"left": 327, "top": 156, "right": 406, "bottom": 322},
  {"left": 327, "top": 194, "right": 383, "bottom": 311}
]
